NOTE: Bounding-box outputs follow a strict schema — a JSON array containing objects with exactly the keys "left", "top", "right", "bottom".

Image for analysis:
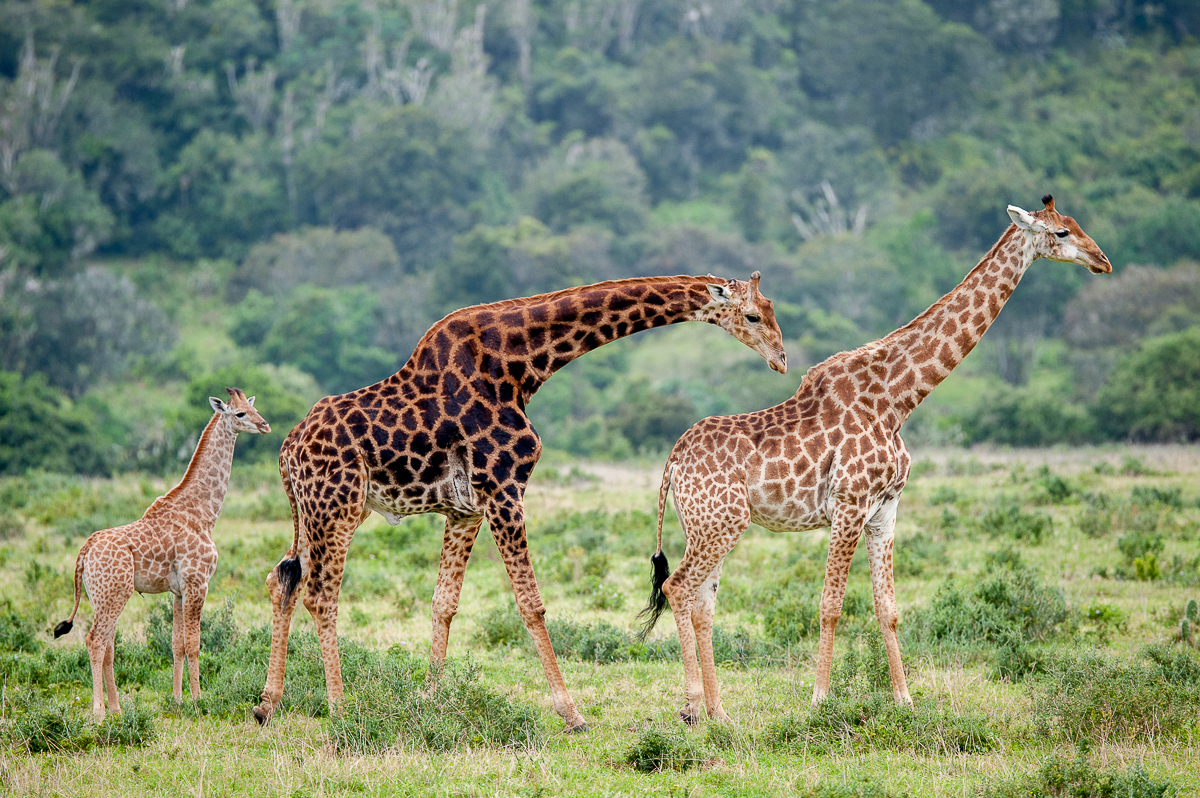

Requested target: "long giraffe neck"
[
  {"left": 876, "top": 225, "right": 1033, "bottom": 430},
  {"left": 406, "top": 276, "right": 724, "bottom": 403},
  {"left": 145, "top": 412, "right": 238, "bottom": 531}
]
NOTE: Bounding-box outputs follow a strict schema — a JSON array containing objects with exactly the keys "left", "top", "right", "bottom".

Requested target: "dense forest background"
[{"left": 2, "top": 0, "right": 1200, "bottom": 475}]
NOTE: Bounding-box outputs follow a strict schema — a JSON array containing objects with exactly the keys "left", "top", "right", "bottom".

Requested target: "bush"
[
  {"left": 763, "top": 584, "right": 873, "bottom": 646},
  {"left": 1032, "top": 651, "right": 1200, "bottom": 741},
  {"left": 624, "top": 728, "right": 710, "bottom": 772},
  {"left": 979, "top": 503, "right": 1053, "bottom": 543},
  {"left": 4, "top": 698, "right": 155, "bottom": 753},
  {"left": 982, "top": 756, "right": 1179, "bottom": 798},
  {"left": 767, "top": 694, "right": 997, "bottom": 756},
  {"left": 328, "top": 650, "right": 545, "bottom": 753},
  {"left": 908, "top": 560, "right": 1071, "bottom": 649}
]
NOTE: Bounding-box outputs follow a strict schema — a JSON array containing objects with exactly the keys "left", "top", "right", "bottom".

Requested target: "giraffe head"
[
  {"left": 1006, "top": 195, "right": 1112, "bottom": 274},
  {"left": 703, "top": 271, "right": 788, "bottom": 374},
  {"left": 209, "top": 387, "right": 271, "bottom": 434}
]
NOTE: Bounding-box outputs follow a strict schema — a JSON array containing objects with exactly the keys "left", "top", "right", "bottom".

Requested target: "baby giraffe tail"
[
  {"left": 637, "top": 454, "right": 676, "bottom": 640},
  {"left": 54, "top": 538, "right": 91, "bottom": 638}
]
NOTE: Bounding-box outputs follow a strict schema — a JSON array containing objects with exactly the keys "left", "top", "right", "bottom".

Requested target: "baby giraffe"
[
  {"left": 639, "top": 196, "right": 1110, "bottom": 724},
  {"left": 54, "top": 387, "right": 270, "bottom": 721}
]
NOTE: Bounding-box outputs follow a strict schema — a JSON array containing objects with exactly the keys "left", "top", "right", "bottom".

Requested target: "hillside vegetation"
[{"left": 3, "top": 1, "right": 1200, "bottom": 473}]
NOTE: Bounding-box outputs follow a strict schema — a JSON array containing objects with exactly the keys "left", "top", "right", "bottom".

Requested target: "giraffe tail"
[
  {"left": 54, "top": 538, "right": 90, "bottom": 638},
  {"left": 275, "top": 454, "right": 304, "bottom": 609},
  {"left": 637, "top": 455, "right": 676, "bottom": 640}
]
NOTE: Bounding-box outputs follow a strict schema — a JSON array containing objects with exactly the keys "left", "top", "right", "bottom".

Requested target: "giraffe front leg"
[
  {"left": 487, "top": 493, "right": 587, "bottom": 732},
  {"left": 430, "top": 515, "right": 484, "bottom": 665},
  {"left": 812, "top": 502, "right": 868, "bottom": 705},
  {"left": 254, "top": 551, "right": 306, "bottom": 725},
  {"left": 183, "top": 585, "right": 207, "bottom": 700},
  {"left": 171, "top": 594, "right": 185, "bottom": 701},
  {"left": 865, "top": 500, "right": 912, "bottom": 706}
]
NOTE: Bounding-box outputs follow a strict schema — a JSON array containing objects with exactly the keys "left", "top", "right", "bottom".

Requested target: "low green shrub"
[
  {"left": 625, "top": 727, "right": 710, "bottom": 772},
  {"left": 1032, "top": 651, "right": 1200, "bottom": 741},
  {"left": 1131, "top": 485, "right": 1183, "bottom": 509},
  {"left": 328, "top": 650, "right": 545, "bottom": 754},
  {"left": 766, "top": 694, "right": 997, "bottom": 756},
  {"left": 4, "top": 698, "right": 156, "bottom": 753},
  {"left": 980, "top": 503, "right": 1052, "bottom": 543},
  {"left": 1142, "top": 643, "right": 1200, "bottom": 686},
  {"left": 982, "top": 755, "right": 1179, "bottom": 798},
  {"left": 907, "top": 559, "right": 1071, "bottom": 649},
  {"left": 476, "top": 607, "right": 778, "bottom": 666},
  {"left": 763, "top": 584, "right": 872, "bottom": 646}
]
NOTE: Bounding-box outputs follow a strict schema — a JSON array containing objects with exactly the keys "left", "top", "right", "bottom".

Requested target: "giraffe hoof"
[
  {"left": 565, "top": 722, "right": 589, "bottom": 734},
  {"left": 252, "top": 705, "right": 272, "bottom": 726},
  {"left": 679, "top": 710, "right": 701, "bottom": 726}
]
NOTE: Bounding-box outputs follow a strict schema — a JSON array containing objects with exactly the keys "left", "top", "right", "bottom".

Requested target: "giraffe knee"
[{"left": 514, "top": 601, "right": 546, "bottom": 627}]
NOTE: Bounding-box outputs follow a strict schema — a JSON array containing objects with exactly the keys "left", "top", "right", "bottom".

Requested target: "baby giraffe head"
[
  {"left": 209, "top": 387, "right": 271, "bottom": 434},
  {"left": 1007, "top": 195, "right": 1112, "bottom": 274},
  {"left": 704, "top": 270, "right": 788, "bottom": 374}
]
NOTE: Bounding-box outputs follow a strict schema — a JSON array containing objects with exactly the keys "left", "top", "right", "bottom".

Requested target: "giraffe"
[
  {"left": 638, "top": 196, "right": 1111, "bottom": 724},
  {"left": 54, "top": 388, "right": 271, "bottom": 722},
  {"left": 251, "top": 273, "right": 788, "bottom": 732}
]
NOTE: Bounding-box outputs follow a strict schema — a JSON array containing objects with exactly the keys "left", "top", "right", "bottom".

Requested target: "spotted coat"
[
  {"left": 252, "top": 273, "right": 788, "bottom": 731},
  {"left": 640, "top": 197, "right": 1112, "bottom": 723},
  {"left": 55, "top": 388, "right": 270, "bottom": 722}
]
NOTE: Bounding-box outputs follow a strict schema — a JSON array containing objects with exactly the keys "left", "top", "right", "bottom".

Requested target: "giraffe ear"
[
  {"left": 247, "top": 396, "right": 256, "bottom": 407},
  {"left": 1007, "top": 205, "right": 1046, "bottom": 233},
  {"left": 707, "top": 283, "right": 736, "bottom": 306},
  {"left": 209, "top": 396, "right": 229, "bottom": 414}
]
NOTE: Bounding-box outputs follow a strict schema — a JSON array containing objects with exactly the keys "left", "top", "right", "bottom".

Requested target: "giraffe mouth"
[
  {"left": 257, "top": 422, "right": 272, "bottom": 433},
  {"left": 768, "top": 349, "right": 788, "bottom": 374}
]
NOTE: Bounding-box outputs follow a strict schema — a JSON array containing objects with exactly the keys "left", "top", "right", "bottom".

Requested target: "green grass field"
[{"left": 1, "top": 446, "right": 1199, "bottom": 797}]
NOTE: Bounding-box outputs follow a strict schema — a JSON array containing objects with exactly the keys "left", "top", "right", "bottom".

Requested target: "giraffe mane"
[{"left": 144, "top": 411, "right": 224, "bottom": 517}]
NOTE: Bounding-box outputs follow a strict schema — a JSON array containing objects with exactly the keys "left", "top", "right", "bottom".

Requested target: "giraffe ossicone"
[
  {"left": 251, "top": 273, "right": 787, "bottom": 732},
  {"left": 54, "top": 387, "right": 270, "bottom": 722},
  {"left": 638, "top": 196, "right": 1110, "bottom": 724}
]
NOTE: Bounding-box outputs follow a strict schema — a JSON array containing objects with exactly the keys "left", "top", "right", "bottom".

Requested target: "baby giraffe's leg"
[
  {"left": 171, "top": 594, "right": 186, "bottom": 701},
  {"left": 103, "top": 639, "right": 120, "bottom": 715},
  {"left": 865, "top": 499, "right": 912, "bottom": 706},
  {"left": 692, "top": 559, "right": 730, "bottom": 722},
  {"left": 82, "top": 552, "right": 134, "bottom": 722},
  {"left": 183, "top": 584, "right": 208, "bottom": 699}
]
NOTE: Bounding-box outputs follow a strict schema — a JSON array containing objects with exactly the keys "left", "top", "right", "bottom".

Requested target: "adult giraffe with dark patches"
[
  {"left": 253, "top": 273, "right": 788, "bottom": 731},
  {"left": 639, "top": 197, "right": 1111, "bottom": 724}
]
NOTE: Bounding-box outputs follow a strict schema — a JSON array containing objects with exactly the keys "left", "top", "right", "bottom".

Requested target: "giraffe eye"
[
  {"left": 745, "top": 313, "right": 761, "bottom": 324},
  {"left": 236, "top": 412, "right": 246, "bottom": 418},
  {"left": 1055, "top": 230, "right": 1070, "bottom": 239}
]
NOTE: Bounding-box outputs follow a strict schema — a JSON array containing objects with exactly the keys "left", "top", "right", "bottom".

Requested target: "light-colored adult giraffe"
[
  {"left": 251, "top": 274, "right": 787, "bottom": 732},
  {"left": 54, "top": 388, "right": 270, "bottom": 722},
  {"left": 638, "top": 197, "right": 1111, "bottom": 723}
]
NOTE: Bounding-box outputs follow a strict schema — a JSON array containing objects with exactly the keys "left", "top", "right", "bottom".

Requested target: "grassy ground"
[{"left": 1, "top": 445, "right": 1199, "bottom": 796}]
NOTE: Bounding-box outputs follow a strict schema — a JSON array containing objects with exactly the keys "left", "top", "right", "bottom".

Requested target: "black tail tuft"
[
  {"left": 53, "top": 620, "right": 73, "bottom": 638},
  {"left": 277, "top": 556, "right": 303, "bottom": 608},
  {"left": 636, "top": 551, "right": 672, "bottom": 641}
]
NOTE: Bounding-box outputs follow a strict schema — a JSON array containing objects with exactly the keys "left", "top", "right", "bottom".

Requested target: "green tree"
[
  {"left": 1096, "top": 327, "right": 1200, "bottom": 442},
  {"left": 256, "top": 286, "right": 396, "bottom": 394},
  {"left": 0, "top": 371, "right": 109, "bottom": 475},
  {"left": 297, "top": 106, "right": 485, "bottom": 272}
]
